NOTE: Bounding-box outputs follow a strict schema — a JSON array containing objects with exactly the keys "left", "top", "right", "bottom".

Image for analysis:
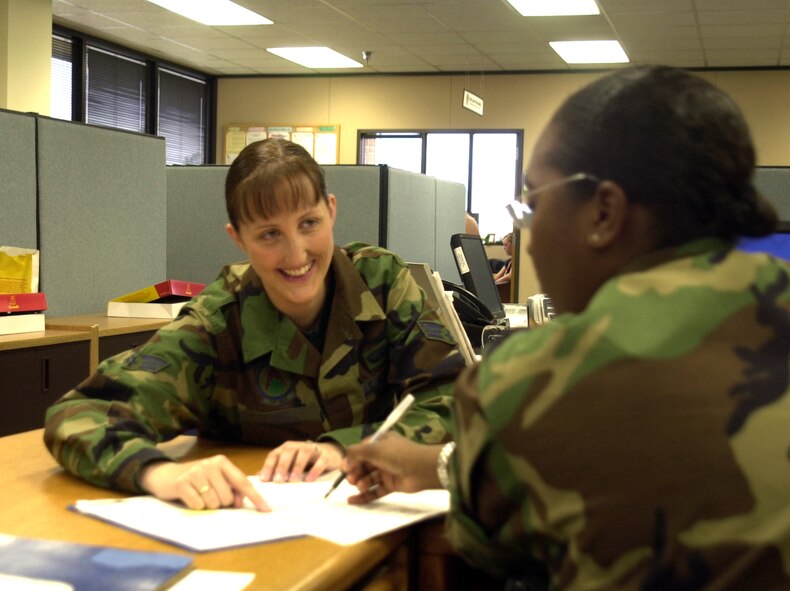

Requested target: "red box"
[{"left": 0, "top": 292, "right": 47, "bottom": 314}]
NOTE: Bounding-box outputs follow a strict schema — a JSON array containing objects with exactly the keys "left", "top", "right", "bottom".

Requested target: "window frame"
[
  {"left": 357, "top": 128, "right": 524, "bottom": 220},
  {"left": 51, "top": 25, "right": 215, "bottom": 164}
]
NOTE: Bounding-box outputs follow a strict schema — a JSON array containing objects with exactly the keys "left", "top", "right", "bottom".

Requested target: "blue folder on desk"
[{"left": 0, "top": 534, "right": 192, "bottom": 591}]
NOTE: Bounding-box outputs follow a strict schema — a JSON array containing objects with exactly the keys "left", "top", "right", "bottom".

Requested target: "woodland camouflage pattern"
[
  {"left": 446, "top": 238, "right": 790, "bottom": 590},
  {"left": 45, "top": 243, "right": 464, "bottom": 492}
]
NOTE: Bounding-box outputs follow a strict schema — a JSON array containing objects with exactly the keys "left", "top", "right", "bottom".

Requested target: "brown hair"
[{"left": 225, "top": 138, "right": 328, "bottom": 229}]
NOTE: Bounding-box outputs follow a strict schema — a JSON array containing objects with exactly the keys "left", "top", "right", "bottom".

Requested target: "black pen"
[{"left": 324, "top": 393, "right": 415, "bottom": 499}]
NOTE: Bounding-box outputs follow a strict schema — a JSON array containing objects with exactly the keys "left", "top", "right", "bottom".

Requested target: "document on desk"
[{"left": 71, "top": 473, "right": 449, "bottom": 552}]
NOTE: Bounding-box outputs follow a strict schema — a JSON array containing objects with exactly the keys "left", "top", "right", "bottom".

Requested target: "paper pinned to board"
[{"left": 72, "top": 473, "right": 449, "bottom": 551}]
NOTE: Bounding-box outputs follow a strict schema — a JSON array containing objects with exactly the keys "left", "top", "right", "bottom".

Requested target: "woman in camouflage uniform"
[
  {"left": 343, "top": 66, "right": 790, "bottom": 590},
  {"left": 44, "top": 138, "right": 464, "bottom": 511}
]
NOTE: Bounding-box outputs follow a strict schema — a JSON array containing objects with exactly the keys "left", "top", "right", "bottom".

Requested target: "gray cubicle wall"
[
  {"left": 434, "top": 179, "right": 465, "bottom": 284},
  {"left": 386, "top": 168, "right": 438, "bottom": 270},
  {"left": 755, "top": 167, "right": 790, "bottom": 224},
  {"left": 37, "top": 118, "right": 167, "bottom": 316},
  {"left": 0, "top": 109, "right": 37, "bottom": 250},
  {"left": 324, "top": 165, "right": 382, "bottom": 247},
  {"left": 166, "top": 165, "right": 240, "bottom": 283}
]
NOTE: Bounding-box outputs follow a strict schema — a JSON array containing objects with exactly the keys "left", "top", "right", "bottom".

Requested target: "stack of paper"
[{"left": 72, "top": 474, "right": 450, "bottom": 551}]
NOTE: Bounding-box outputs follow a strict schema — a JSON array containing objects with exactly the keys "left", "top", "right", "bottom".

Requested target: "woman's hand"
[
  {"left": 342, "top": 433, "right": 443, "bottom": 504},
  {"left": 139, "top": 455, "right": 269, "bottom": 511},
  {"left": 259, "top": 439, "right": 344, "bottom": 483}
]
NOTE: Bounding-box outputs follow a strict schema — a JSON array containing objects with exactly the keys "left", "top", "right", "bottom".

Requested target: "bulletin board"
[{"left": 223, "top": 124, "right": 340, "bottom": 165}]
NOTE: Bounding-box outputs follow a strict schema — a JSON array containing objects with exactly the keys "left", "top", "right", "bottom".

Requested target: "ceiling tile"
[{"left": 51, "top": 0, "right": 790, "bottom": 76}]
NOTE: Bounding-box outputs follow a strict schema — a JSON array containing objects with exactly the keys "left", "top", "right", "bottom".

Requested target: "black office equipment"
[{"left": 450, "top": 233, "right": 506, "bottom": 324}]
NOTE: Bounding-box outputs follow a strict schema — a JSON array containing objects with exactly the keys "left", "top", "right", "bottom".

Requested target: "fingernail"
[{"left": 274, "top": 473, "right": 284, "bottom": 482}]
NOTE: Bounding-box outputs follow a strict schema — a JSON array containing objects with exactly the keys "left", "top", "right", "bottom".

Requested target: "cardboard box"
[
  {"left": 106, "top": 301, "right": 188, "bottom": 319},
  {"left": 110, "top": 280, "right": 205, "bottom": 303},
  {"left": 0, "top": 312, "right": 45, "bottom": 335},
  {"left": 107, "top": 279, "right": 205, "bottom": 319},
  {"left": 0, "top": 292, "right": 47, "bottom": 314}
]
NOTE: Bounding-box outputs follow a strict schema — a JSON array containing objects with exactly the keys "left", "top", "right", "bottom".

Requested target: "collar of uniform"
[
  {"left": 331, "top": 245, "right": 387, "bottom": 324},
  {"left": 237, "top": 265, "right": 305, "bottom": 368},
  {"left": 237, "top": 247, "right": 387, "bottom": 367}
]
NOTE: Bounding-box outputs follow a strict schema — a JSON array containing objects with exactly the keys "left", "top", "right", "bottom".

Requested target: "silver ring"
[{"left": 198, "top": 484, "right": 211, "bottom": 495}]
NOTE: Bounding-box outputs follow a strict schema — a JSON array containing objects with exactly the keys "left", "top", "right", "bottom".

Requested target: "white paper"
[
  {"left": 0, "top": 574, "right": 73, "bottom": 591},
  {"left": 168, "top": 570, "right": 254, "bottom": 591},
  {"left": 72, "top": 472, "right": 449, "bottom": 551}
]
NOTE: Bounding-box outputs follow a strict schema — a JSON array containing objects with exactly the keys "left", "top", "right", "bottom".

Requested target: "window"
[
  {"left": 50, "top": 28, "right": 214, "bottom": 163},
  {"left": 86, "top": 47, "right": 147, "bottom": 133},
  {"left": 50, "top": 35, "right": 73, "bottom": 121},
  {"left": 360, "top": 132, "right": 423, "bottom": 173},
  {"left": 358, "top": 130, "right": 522, "bottom": 240},
  {"left": 158, "top": 69, "right": 207, "bottom": 165}
]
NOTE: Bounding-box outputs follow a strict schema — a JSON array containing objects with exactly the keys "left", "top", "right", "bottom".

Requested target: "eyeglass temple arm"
[{"left": 506, "top": 201, "right": 532, "bottom": 229}]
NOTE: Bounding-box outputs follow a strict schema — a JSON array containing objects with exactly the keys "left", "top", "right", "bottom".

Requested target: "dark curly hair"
[
  {"left": 225, "top": 138, "right": 328, "bottom": 229},
  {"left": 544, "top": 65, "right": 777, "bottom": 246}
]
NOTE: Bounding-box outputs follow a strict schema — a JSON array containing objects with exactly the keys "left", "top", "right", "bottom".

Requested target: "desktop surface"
[{"left": 0, "top": 429, "right": 408, "bottom": 591}]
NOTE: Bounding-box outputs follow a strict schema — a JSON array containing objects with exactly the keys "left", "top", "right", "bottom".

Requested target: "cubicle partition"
[
  {"left": 166, "top": 165, "right": 239, "bottom": 284},
  {"left": 0, "top": 109, "right": 37, "bottom": 250},
  {"left": 35, "top": 117, "right": 167, "bottom": 316},
  {"left": 755, "top": 167, "right": 790, "bottom": 225}
]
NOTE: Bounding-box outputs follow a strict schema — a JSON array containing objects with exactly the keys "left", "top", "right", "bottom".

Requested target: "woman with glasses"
[{"left": 341, "top": 65, "right": 790, "bottom": 590}]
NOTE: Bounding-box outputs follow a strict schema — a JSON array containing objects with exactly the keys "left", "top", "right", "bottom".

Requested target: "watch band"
[{"left": 436, "top": 441, "right": 456, "bottom": 490}]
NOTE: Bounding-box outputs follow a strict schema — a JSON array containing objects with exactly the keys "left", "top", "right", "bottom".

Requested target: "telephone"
[
  {"left": 441, "top": 280, "right": 495, "bottom": 326},
  {"left": 527, "top": 293, "right": 555, "bottom": 326}
]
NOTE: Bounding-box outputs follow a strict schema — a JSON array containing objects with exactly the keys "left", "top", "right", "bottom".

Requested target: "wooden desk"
[
  {"left": 0, "top": 429, "right": 410, "bottom": 591},
  {"left": 47, "top": 313, "right": 171, "bottom": 372}
]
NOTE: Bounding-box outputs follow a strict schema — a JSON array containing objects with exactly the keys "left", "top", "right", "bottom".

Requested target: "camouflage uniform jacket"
[
  {"left": 45, "top": 243, "right": 464, "bottom": 492},
  {"left": 446, "top": 238, "right": 790, "bottom": 590}
]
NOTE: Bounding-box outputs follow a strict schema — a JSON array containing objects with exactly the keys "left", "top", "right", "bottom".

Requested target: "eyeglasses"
[{"left": 506, "top": 172, "right": 600, "bottom": 228}]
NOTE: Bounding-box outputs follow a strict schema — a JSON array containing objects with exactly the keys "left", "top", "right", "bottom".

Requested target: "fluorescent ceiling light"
[
  {"left": 146, "top": 0, "right": 272, "bottom": 26},
  {"left": 505, "top": 0, "right": 599, "bottom": 16},
  {"left": 267, "top": 47, "right": 363, "bottom": 69},
  {"left": 550, "top": 40, "right": 628, "bottom": 64}
]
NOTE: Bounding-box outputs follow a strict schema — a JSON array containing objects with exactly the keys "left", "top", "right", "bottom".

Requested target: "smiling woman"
[{"left": 43, "top": 137, "right": 465, "bottom": 513}]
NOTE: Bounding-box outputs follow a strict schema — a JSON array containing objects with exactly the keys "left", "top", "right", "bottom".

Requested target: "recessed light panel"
[
  {"left": 267, "top": 47, "right": 363, "bottom": 69},
  {"left": 505, "top": 0, "right": 599, "bottom": 16},
  {"left": 146, "top": 0, "right": 272, "bottom": 26},
  {"left": 550, "top": 40, "right": 628, "bottom": 64}
]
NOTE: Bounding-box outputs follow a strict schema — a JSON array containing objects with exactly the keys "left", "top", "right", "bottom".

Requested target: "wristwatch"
[{"left": 436, "top": 441, "right": 456, "bottom": 490}]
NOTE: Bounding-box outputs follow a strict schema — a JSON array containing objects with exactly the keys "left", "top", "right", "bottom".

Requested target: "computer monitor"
[{"left": 450, "top": 233, "right": 506, "bottom": 324}]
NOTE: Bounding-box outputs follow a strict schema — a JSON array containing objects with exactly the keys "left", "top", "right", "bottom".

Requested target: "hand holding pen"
[{"left": 324, "top": 394, "right": 415, "bottom": 499}]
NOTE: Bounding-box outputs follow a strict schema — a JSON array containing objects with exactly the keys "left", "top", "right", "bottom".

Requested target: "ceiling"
[{"left": 52, "top": 0, "right": 790, "bottom": 77}]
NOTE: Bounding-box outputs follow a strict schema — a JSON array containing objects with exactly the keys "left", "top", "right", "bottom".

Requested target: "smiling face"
[{"left": 227, "top": 177, "right": 337, "bottom": 330}]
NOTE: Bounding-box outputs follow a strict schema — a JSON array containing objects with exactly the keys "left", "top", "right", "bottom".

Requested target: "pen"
[{"left": 324, "top": 393, "right": 416, "bottom": 499}]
